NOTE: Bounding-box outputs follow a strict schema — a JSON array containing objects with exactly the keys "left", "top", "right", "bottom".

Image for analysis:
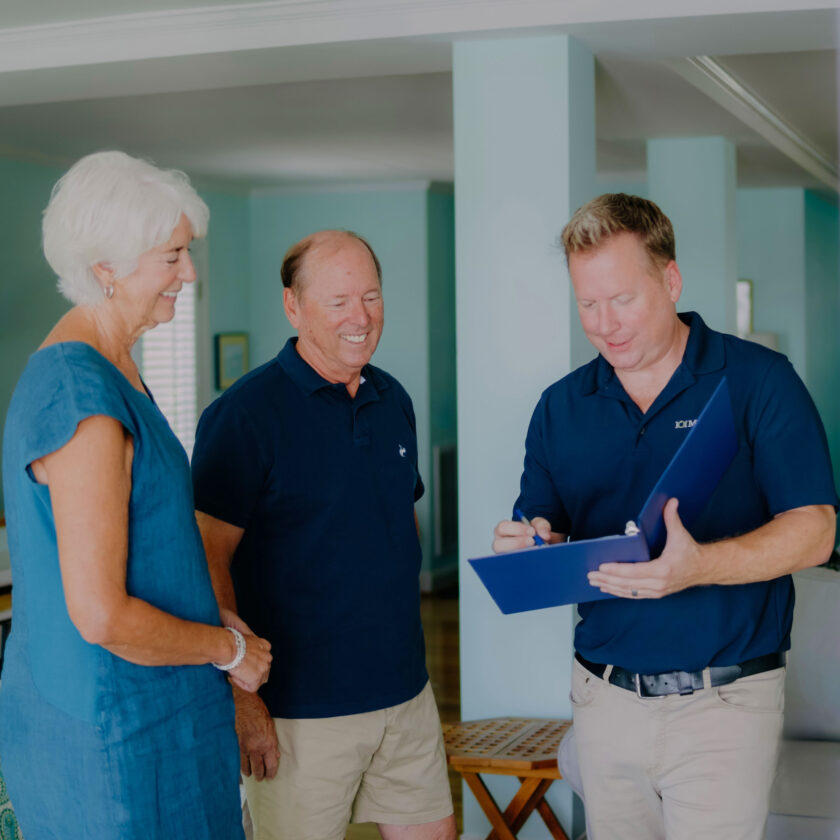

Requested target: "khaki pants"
[
  {"left": 570, "top": 658, "right": 785, "bottom": 840},
  {"left": 243, "top": 682, "right": 453, "bottom": 840}
]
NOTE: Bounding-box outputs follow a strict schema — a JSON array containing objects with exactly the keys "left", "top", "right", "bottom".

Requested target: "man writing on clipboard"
[{"left": 492, "top": 194, "right": 836, "bottom": 840}]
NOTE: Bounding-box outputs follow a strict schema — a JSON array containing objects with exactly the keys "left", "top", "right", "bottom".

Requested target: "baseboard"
[{"left": 419, "top": 563, "right": 458, "bottom": 593}]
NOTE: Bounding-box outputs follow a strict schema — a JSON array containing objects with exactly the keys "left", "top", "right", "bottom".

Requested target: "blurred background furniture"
[
  {"left": 444, "top": 717, "right": 572, "bottom": 840},
  {"left": 765, "top": 565, "right": 840, "bottom": 839}
]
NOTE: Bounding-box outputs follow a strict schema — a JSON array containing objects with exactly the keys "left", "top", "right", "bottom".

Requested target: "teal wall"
[
  {"left": 0, "top": 156, "right": 457, "bottom": 578},
  {"left": 736, "top": 188, "right": 806, "bottom": 371},
  {"left": 201, "top": 188, "right": 252, "bottom": 403},
  {"left": 648, "top": 137, "right": 737, "bottom": 335},
  {"left": 247, "top": 185, "right": 456, "bottom": 580},
  {"left": 737, "top": 187, "right": 840, "bottom": 494},
  {"left": 804, "top": 191, "right": 840, "bottom": 491},
  {"left": 0, "top": 157, "right": 254, "bottom": 511},
  {"left": 427, "top": 187, "right": 458, "bottom": 576},
  {"left": 0, "top": 157, "right": 69, "bottom": 512}
]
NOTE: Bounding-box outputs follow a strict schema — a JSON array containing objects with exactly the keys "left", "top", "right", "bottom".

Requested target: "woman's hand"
[
  {"left": 229, "top": 634, "right": 272, "bottom": 693},
  {"left": 219, "top": 608, "right": 272, "bottom": 692}
]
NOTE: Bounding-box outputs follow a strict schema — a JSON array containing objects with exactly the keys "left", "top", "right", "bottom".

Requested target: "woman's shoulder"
[
  {"left": 12, "top": 342, "right": 135, "bottom": 428},
  {"left": 25, "top": 341, "right": 121, "bottom": 391}
]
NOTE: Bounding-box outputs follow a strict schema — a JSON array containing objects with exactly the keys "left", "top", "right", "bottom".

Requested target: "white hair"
[{"left": 42, "top": 151, "right": 210, "bottom": 305}]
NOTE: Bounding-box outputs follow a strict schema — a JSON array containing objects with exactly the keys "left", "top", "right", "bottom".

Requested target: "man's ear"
[
  {"left": 283, "top": 286, "right": 300, "bottom": 328},
  {"left": 664, "top": 260, "right": 682, "bottom": 303}
]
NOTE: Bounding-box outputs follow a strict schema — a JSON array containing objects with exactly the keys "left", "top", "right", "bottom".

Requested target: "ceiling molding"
[
  {"left": 251, "top": 178, "right": 435, "bottom": 197},
  {"left": 671, "top": 55, "right": 839, "bottom": 192},
  {"left": 1, "top": 0, "right": 834, "bottom": 73}
]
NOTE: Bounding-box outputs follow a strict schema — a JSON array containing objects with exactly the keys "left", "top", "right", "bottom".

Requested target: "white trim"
[
  {"left": 1, "top": 0, "right": 836, "bottom": 73},
  {"left": 672, "top": 55, "right": 839, "bottom": 191}
]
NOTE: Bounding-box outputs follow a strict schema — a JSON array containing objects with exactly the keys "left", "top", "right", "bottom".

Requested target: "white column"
[{"left": 454, "top": 34, "right": 595, "bottom": 839}]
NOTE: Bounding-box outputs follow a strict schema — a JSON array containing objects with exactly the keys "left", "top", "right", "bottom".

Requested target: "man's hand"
[
  {"left": 234, "top": 686, "right": 281, "bottom": 781},
  {"left": 219, "top": 607, "right": 255, "bottom": 635},
  {"left": 588, "top": 498, "right": 703, "bottom": 599},
  {"left": 492, "top": 516, "right": 556, "bottom": 553}
]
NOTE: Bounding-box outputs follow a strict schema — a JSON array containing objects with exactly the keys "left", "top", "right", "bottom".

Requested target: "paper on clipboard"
[{"left": 469, "top": 377, "right": 737, "bottom": 613}]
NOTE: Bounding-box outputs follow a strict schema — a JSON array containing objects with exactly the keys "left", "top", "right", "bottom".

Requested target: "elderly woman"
[{"left": 0, "top": 151, "right": 271, "bottom": 839}]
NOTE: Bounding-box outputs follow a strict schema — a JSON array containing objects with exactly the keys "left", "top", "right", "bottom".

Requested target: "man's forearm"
[
  {"left": 196, "top": 510, "right": 245, "bottom": 613},
  {"left": 696, "top": 504, "right": 835, "bottom": 587}
]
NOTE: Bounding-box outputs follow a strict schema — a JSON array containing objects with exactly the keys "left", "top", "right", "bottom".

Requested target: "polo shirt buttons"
[{"left": 640, "top": 426, "right": 646, "bottom": 435}]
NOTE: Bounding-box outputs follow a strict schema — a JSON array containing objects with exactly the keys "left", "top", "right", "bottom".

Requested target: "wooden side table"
[{"left": 443, "top": 717, "right": 572, "bottom": 840}]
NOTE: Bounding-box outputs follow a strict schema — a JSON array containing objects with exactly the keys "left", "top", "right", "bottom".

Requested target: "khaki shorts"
[{"left": 243, "top": 681, "right": 453, "bottom": 840}]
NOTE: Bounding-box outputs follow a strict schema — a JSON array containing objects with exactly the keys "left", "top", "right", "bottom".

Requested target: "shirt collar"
[
  {"left": 275, "top": 337, "right": 390, "bottom": 398},
  {"left": 580, "top": 311, "right": 725, "bottom": 396}
]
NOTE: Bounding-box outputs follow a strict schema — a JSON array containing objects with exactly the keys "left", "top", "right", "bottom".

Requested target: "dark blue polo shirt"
[
  {"left": 515, "top": 312, "right": 837, "bottom": 674},
  {"left": 192, "top": 339, "right": 427, "bottom": 718}
]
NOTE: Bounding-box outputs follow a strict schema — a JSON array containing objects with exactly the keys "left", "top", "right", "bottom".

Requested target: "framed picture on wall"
[{"left": 215, "top": 332, "right": 249, "bottom": 390}]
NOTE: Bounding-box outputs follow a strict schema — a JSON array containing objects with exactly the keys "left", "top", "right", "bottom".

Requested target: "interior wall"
[
  {"left": 202, "top": 188, "right": 252, "bottom": 405},
  {"left": 804, "top": 190, "right": 840, "bottom": 491},
  {"left": 0, "top": 156, "right": 255, "bottom": 512},
  {"left": 0, "top": 157, "right": 69, "bottom": 513},
  {"left": 736, "top": 188, "right": 807, "bottom": 371},
  {"left": 426, "top": 187, "right": 458, "bottom": 579}
]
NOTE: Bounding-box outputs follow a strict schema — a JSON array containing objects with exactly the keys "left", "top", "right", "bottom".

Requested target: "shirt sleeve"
[
  {"left": 513, "top": 393, "right": 571, "bottom": 533},
  {"left": 749, "top": 356, "right": 838, "bottom": 515},
  {"left": 19, "top": 348, "right": 136, "bottom": 474},
  {"left": 191, "top": 395, "right": 270, "bottom": 529}
]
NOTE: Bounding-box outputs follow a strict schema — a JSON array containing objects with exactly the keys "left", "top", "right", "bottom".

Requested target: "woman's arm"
[{"left": 32, "top": 414, "right": 271, "bottom": 687}]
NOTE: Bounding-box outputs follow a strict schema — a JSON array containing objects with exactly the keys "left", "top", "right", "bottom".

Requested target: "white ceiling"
[{"left": 0, "top": 1, "right": 837, "bottom": 191}]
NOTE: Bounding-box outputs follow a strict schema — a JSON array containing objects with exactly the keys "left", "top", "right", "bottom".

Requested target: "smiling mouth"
[
  {"left": 162, "top": 291, "right": 178, "bottom": 299},
  {"left": 341, "top": 333, "right": 368, "bottom": 344}
]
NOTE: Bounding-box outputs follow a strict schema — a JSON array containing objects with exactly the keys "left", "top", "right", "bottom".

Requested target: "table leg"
[
  {"left": 488, "top": 777, "right": 553, "bottom": 838},
  {"left": 460, "top": 772, "right": 517, "bottom": 840},
  {"left": 534, "top": 794, "right": 570, "bottom": 840}
]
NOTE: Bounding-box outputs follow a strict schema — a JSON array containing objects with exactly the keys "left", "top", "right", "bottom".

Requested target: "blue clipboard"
[{"left": 469, "top": 378, "right": 737, "bottom": 613}]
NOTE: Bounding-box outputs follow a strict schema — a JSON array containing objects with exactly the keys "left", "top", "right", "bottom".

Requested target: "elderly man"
[
  {"left": 192, "top": 230, "right": 455, "bottom": 840},
  {"left": 493, "top": 194, "right": 837, "bottom": 840}
]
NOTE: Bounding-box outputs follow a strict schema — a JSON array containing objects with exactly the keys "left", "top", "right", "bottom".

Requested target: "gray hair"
[{"left": 42, "top": 151, "right": 209, "bottom": 305}]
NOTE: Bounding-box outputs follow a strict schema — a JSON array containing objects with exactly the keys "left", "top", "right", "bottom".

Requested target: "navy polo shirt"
[
  {"left": 515, "top": 312, "right": 837, "bottom": 674},
  {"left": 192, "top": 338, "right": 428, "bottom": 718}
]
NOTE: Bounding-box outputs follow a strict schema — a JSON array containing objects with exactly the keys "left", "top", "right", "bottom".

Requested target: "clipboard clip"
[{"left": 624, "top": 520, "right": 640, "bottom": 537}]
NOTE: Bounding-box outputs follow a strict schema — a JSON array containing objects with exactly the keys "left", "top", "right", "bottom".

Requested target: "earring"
[{"left": 104, "top": 284, "right": 114, "bottom": 299}]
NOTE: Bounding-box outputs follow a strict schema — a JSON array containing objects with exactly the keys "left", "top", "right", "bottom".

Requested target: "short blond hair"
[{"left": 561, "top": 193, "right": 675, "bottom": 270}]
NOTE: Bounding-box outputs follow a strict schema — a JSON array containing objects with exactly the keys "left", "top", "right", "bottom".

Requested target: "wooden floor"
[{"left": 346, "top": 592, "right": 462, "bottom": 839}]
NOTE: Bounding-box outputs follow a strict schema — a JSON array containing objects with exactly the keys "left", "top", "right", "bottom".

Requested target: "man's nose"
[
  {"left": 347, "top": 298, "right": 370, "bottom": 323},
  {"left": 597, "top": 305, "right": 618, "bottom": 335}
]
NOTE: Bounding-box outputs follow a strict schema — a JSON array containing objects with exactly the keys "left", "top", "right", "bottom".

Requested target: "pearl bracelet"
[{"left": 213, "top": 627, "right": 246, "bottom": 671}]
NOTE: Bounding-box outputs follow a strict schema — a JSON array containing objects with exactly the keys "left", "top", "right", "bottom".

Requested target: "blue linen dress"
[{"left": 0, "top": 342, "right": 244, "bottom": 840}]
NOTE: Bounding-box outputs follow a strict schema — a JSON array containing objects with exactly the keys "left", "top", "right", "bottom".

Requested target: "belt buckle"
[{"left": 634, "top": 672, "right": 666, "bottom": 699}]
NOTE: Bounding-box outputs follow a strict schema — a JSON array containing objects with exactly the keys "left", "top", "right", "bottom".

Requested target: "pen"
[{"left": 514, "top": 508, "right": 546, "bottom": 546}]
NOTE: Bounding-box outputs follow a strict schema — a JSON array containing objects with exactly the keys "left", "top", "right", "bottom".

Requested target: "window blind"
[{"left": 140, "top": 282, "right": 198, "bottom": 458}]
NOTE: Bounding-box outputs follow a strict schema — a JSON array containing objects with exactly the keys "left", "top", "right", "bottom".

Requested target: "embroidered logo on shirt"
[
  {"left": 674, "top": 419, "right": 697, "bottom": 429},
  {"left": 398, "top": 444, "right": 407, "bottom": 457}
]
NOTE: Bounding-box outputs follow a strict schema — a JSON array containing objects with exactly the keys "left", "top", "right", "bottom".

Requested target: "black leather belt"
[{"left": 575, "top": 651, "right": 785, "bottom": 699}]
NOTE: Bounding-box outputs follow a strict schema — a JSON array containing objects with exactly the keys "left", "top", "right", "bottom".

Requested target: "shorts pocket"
[
  {"left": 714, "top": 667, "right": 786, "bottom": 714},
  {"left": 569, "top": 659, "right": 604, "bottom": 709}
]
